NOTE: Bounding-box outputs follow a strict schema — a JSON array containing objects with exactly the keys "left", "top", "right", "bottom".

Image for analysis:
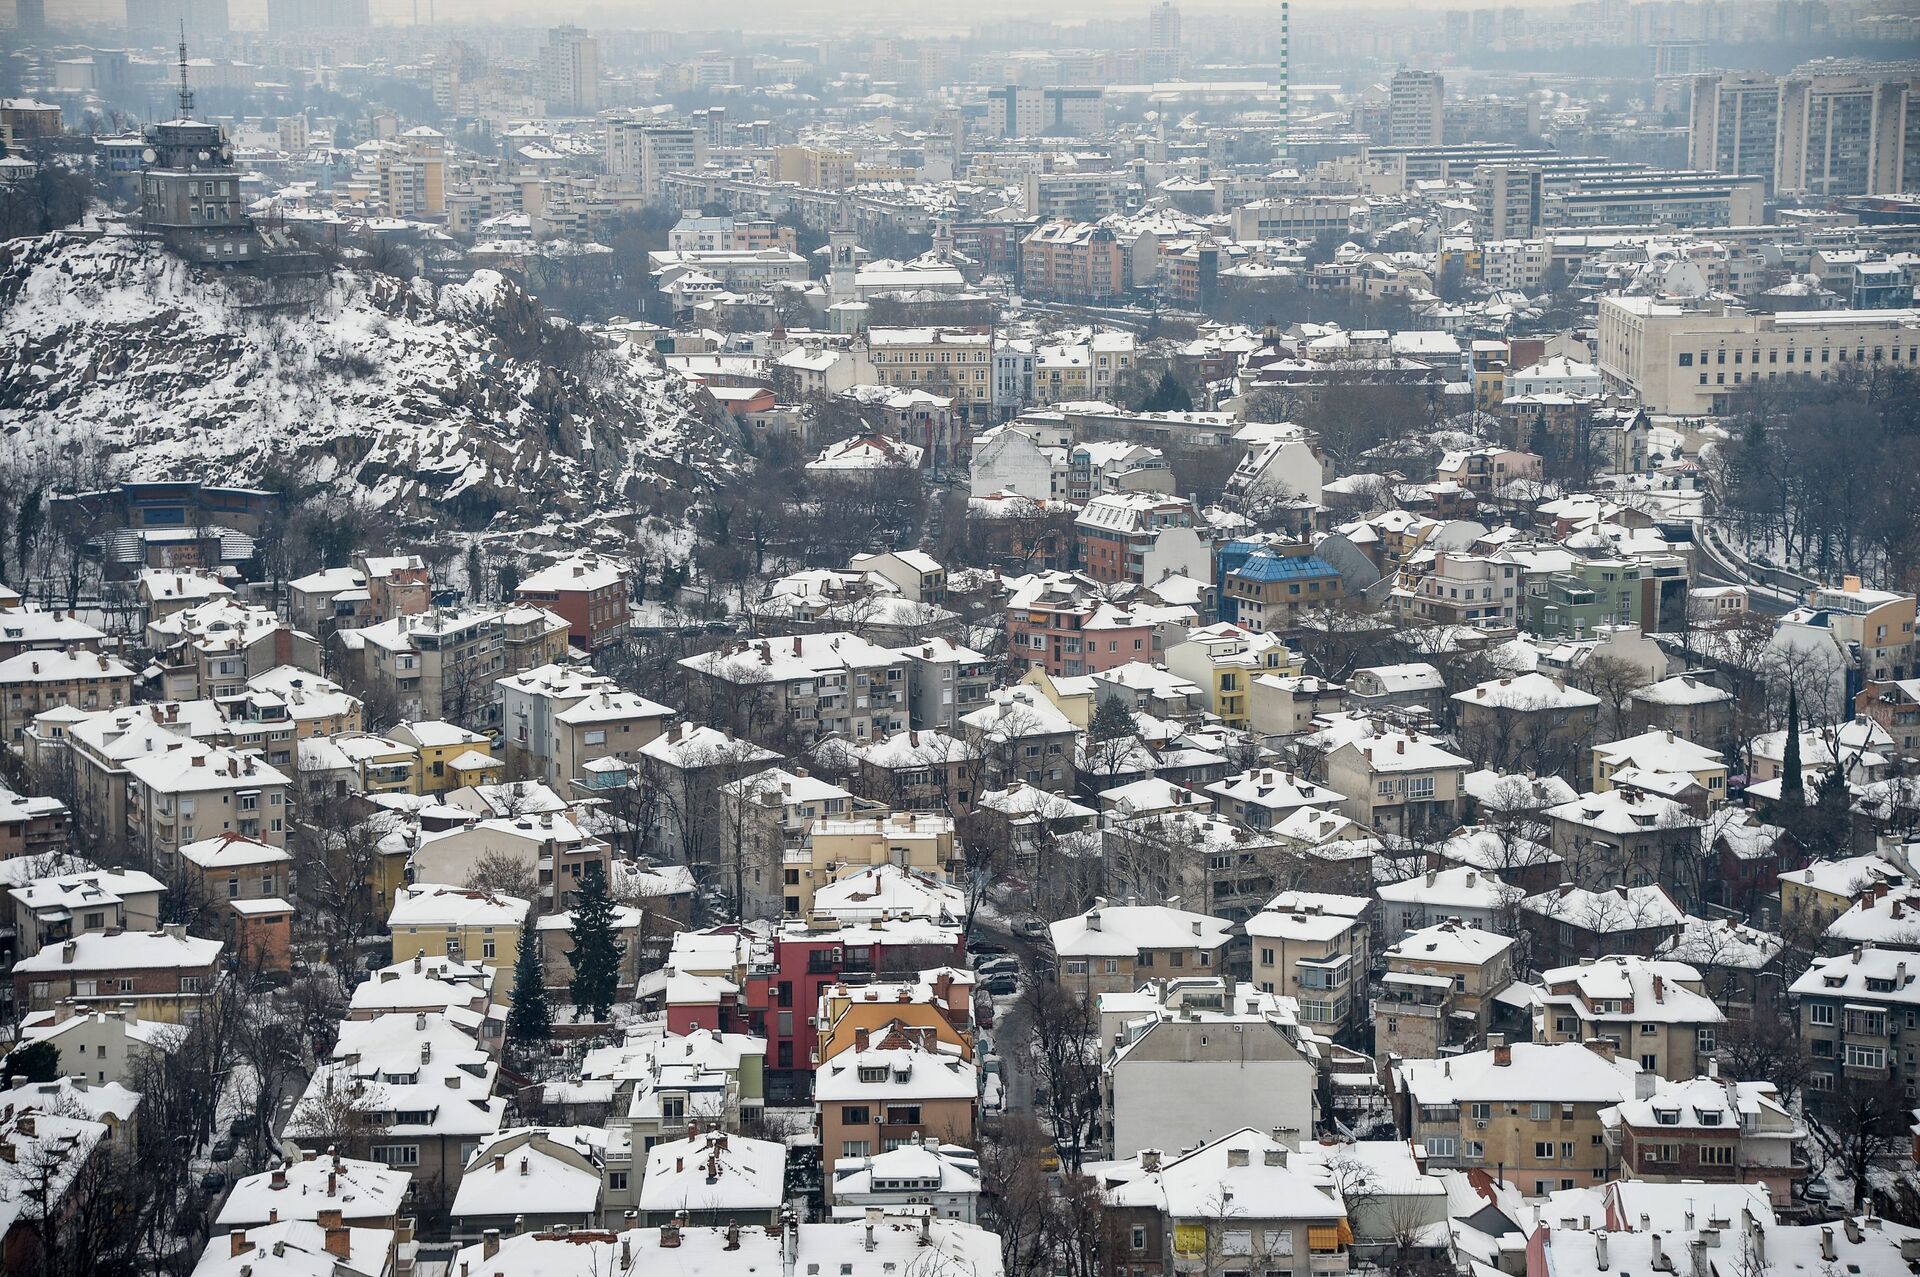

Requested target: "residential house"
[
  {"left": 1373, "top": 920, "right": 1516, "bottom": 1060},
  {"left": 1394, "top": 1041, "right": 1639, "bottom": 1195},
  {"left": 1322, "top": 730, "right": 1472, "bottom": 836},
  {"left": 814, "top": 1032, "right": 976, "bottom": 1182},
  {"left": 1521, "top": 883, "right": 1687, "bottom": 969},
  {"left": 1246, "top": 891, "right": 1371, "bottom": 1035},
  {"left": 1535, "top": 955, "right": 1726, "bottom": 1081},
  {"left": 385, "top": 885, "right": 531, "bottom": 996},
  {"left": 515, "top": 554, "right": 630, "bottom": 652},
  {"left": 0, "top": 651, "right": 135, "bottom": 744},
  {"left": 1049, "top": 901, "right": 1234, "bottom": 1001},
  {"left": 11, "top": 925, "right": 222, "bottom": 1023},
  {"left": 1600, "top": 1073, "right": 1805, "bottom": 1206}
]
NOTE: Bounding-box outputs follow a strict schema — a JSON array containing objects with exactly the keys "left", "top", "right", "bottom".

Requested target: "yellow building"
[
  {"left": 816, "top": 972, "right": 975, "bottom": 1066},
  {"left": 1590, "top": 729, "right": 1729, "bottom": 802},
  {"left": 865, "top": 328, "right": 995, "bottom": 413},
  {"left": 787, "top": 812, "right": 958, "bottom": 917},
  {"left": 773, "top": 145, "right": 854, "bottom": 189},
  {"left": 1016, "top": 666, "right": 1095, "bottom": 729},
  {"left": 392, "top": 720, "right": 499, "bottom": 794},
  {"left": 1163, "top": 623, "right": 1303, "bottom": 728},
  {"left": 387, "top": 884, "right": 531, "bottom": 996}
]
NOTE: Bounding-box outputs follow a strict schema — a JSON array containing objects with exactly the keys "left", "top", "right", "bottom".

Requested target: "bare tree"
[{"left": 465, "top": 849, "right": 541, "bottom": 902}]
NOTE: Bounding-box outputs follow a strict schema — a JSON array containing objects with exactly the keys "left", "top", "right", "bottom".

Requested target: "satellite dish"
[
  {"left": 197, "top": 150, "right": 210, "bottom": 162},
  {"left": 221, "top": 146, "right": 233, "bottom": 161},
  {"left": 142, "top": 148, "right": 156, "bottom": 163}
]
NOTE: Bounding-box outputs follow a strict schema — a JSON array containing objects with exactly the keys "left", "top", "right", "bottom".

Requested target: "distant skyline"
[{"left": 37, "top": 0, "right": 1596, "bottom": 34}]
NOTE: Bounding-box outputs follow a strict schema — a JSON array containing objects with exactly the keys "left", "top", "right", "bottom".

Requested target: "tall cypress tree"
[
  {"left": 1780, "top": 688, "right": 1805, "bottom": 809},
  {"left": 506, "top": 925, "right": 551, "bottom": 1049},
  {"left": 567, "top": 865, "right": 622, "bottom": 1022}
]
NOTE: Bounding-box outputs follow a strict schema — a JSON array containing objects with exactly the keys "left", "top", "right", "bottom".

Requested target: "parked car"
[
  {"left": 965, "top": 939, "right": 1008, "bottom": 958},
  {"left": 983, "top": 972, "right": 1019, "bottom": 996},
  {"left": 974, "top": 955, "right": 1020, "bottom": 978},
  {"left": 1014, "top": 918, "right": 1048, "bottom": 939}
]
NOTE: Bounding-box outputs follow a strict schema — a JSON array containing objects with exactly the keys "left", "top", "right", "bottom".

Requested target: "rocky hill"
[{"left": 0, "top": 233, "right": 744, "bottom": 528}]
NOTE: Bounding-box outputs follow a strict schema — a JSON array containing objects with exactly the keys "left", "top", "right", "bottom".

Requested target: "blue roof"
[{"left": 1231, "top": 550, "right": 1341, "bottom": 582}]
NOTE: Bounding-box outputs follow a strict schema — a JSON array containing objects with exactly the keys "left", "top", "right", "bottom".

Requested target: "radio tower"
[{"left": 177, "top": 23, "right": 195, "bottom": 120}]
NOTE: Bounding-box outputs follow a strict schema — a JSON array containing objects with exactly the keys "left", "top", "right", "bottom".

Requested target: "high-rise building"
[
  {"left": 1690, "top": 71, "right": 1915, "bottom": 196},
  {"left": 603, "top": 117, "right": 703, "bottom": 199},
  {"left": 126, "top": 0, "right": 229, "bottom": 40},
  {"left": 266, "top": 0, "right": 369, "bottom": 31},
  {"left": 985, "top": 85, "right": 1105, "bottom": 138},
  {"left": 1687, "top": 73, "right": 1782, "bottom": 186},
  {"left": 538, "top": 25, "right": 600, "bottom": 116},
  {"left": 1146, "top": 1, "right": 1181, "bottom": 79},
  {"left": 1388, "top": 69, "right": 1445, "bottom": 147},
  {"left": 11, "top": 0, "right": 45, "bottom": 37}
]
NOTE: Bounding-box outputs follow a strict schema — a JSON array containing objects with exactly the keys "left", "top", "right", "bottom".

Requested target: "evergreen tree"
[
  {"left": 1141, "top": 370, "right": 1192, "bottom": 414},
  {"left": 1780, "top": 688, "right": 1805, "bottom": 809},
  {"left": 566, "top": 865, "right": 622, "bottom": 1022},
  {"left": 505, "top": 926, "right": 551, "bottom": 1049},
  {"left": 1088, "top": 693, "right": 1136, "bottom": 742}
]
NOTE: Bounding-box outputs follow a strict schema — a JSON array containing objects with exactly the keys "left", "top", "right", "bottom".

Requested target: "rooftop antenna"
[{"left": 177, "top": 22, "right": 194, "bottom": 120}]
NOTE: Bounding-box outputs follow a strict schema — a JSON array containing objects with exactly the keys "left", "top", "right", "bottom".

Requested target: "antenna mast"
[{"left": 177, "top": 22, "right": 194, "bottom": 119}]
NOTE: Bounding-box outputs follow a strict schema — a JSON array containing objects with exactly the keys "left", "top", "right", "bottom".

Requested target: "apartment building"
[
  {"left": 1373, "top": 920, "right": 1516, "bottom": 1061},
  {"left": 1388, "top": 70, "right": 1445, "bottom": 146},
  {"left": 1596, "top": 295, "right": 1920, "bottom": 417},
  {"left": 0, "top": 650, "right": 135, "bottom": 744},
  {"left": 1601, "top": 1074, "right": 1805, "bottom": 1207},
  {"left": 1376, "top": 867, "right": 1523, "bottom": 944},
  {"left": 12, "top": 926, "right": 223, "bottom": 1023},
  {"left": 6, "top": 867, "right": 165, "bottom": 962},
  {"left": 342, "top": 608, "right": 563, "bottom": 732},
  {"left": 1049, "top": 901, "right": 1234, "bottom": 1001},
  {"left": 144, "top": 599, "right": 319, "bottom": 703},
  {"left": 1790, "top": 946, "right": 1920, "bottom": 1098},
  {"left": 1522, "top": 883, "right": 1688, "bottom": 969},
  {"left": 791, "top": 812, "right": 959, "bottom": 918},
  {"left": 1803, "top": 576, "right": 1916, "bottom": 684},
  {"left": 814, "top": 1035, "right": 976, "bottom": 1182},
  {"left": 1535, "top": 955, "right": 1726, "bottom": 1081},
  {"left": 1075, "top": 493, "right": 1199, "bottom": 585},
  {"left": 1246, "top": 890, "right": 1371, "bottom": 1034},
  {"left": 894, "top": 638, "right": 993, "bottom": 731},
  {"left": 1545, "top": 789, "right": 1706, "bottom": 903},
  {"left": 1322, "top": 730, "right": 1472, "bottom": 836},
  {"left": 498, "top": 663, "right": 673, "bottom": 787},
  {"left": 1400, "top": 552, "right": 1522, "bottom": 628},
  {"left": 1395, "top": 1041, "right": 1639, "bottom": 1195},
  {"left": 850, "top": 730, "right": 980, "bottom": 814},
  {"left": 1163, "top": 623, "right": 1302, "bottom": 729},
  {"left": 1005, "top": 572, "right": 1167, "bottom": 679},
  {"left": 1099, "top": 980, "right": 1318, "bottom": 1159},
  {"left": 124, "top": 743, "right": 291, "bottom": 863},
  {"left": 678, "top": 633, "right": 908, "bottom": 748},
  {"left": 386, "top": 885, "right": 531, "bottom": 996},
  {"left": 864, "top": 327, "right": 995, "bottom": 418},
  {"left": 514, "top": 554, "right": 630, "bottom": 652},
  {"left": 1101, "top": 1130, "right": 1353, "bottom": 1277},
  {"left": 1689, "top": 70, "right": 1914, "bottom": 196},
  {"left": 1020, "top": 221, "right": 1127, "bottom": 304}
]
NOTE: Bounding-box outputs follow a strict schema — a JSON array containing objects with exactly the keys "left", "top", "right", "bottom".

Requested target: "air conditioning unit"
[{"left": 1475, "top": 1120, "right": 1489, "bottom": 1129}]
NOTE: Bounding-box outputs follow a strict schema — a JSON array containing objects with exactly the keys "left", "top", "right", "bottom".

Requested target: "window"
[
  {"left": 1529, "top": 1102, "right": 1552, "bottom": 1122},
  {"left": 1535, "top": 1141, "right": 1555, "bottom": 1159},
  {"left": 1699, "top": 1145, "right": 1734, "bottom": 1166},
  {"left": 841, "top": 1106, "right": 870, "bottom": 1125},
  {"left": 1424, "top": 1135, "right": 1456, "bottom": 1157},
  {"left": 608, "top": 1171, "right": 628, "bottom": 1190},
  {"left": 1845, "top": 1043, "right": 1887, "bottom": 1070},
  {"left": 1810, "top": 1003, "right": 1835, "bottom": 1026},
  {"left": 1131, "top": 1226, "right": 1147, "bottom": 1251},
  {"left": 372, "top": 1145, "right": 420, "bottom": 1167},
  {"left": 841, "top": 1141, "right": 871, "bottom": 1159},
  {"left": 1469, "top": 1102, "right": 1491, "bottom": 1121}
]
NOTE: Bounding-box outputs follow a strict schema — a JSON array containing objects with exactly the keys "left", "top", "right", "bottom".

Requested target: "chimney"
[
  {"left": 1227, "top": 1148, "right": 1250, "bottom": 1167},
  {"left": 865, "top": 1206, "right": 882, "bottom": 1252},
  {"left": 230, "top": 1230, "right": 250, "bottom": 1259},
  {"left": 1141, "top": 1148, "right": 1161, "bottom": 1172},
  {"left": 270, "top": 1164, "right": 287, "bottom": 1190},
  {"left": 1595, "top": 1231, "right": 1609, "bottom": 1270},
  {"left": 482, "top": 1229, "right": 500, "bottom": 1260},
  {"left": 1492, "top": 1044, "right": 1512, "bottom": 1067},
  {"left": 1651, "top": 1234, "right": 1665, "bottom": 1272},
  {"left": 1819, "top": 1227, "right": 1836, "bottom": 1261},
  {"left": 1264, "top": 1148, "right": 1287, "bottom": 1167}
]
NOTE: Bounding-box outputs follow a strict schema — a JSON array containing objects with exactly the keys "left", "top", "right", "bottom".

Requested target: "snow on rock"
[{"left": 0, "top": 234, "right": 744, "bottom": 525}]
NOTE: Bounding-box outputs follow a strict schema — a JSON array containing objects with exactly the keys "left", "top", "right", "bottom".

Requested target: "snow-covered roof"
[
  {"left": 638, "top": 1129, "right": 787, "bottom": 1214},
  {"left": 1051, "top": 903, "right": 1233, "bottom": 958},
  {"left": 1396, "top": 1041, "right": 1640, "bottom": 1106}
]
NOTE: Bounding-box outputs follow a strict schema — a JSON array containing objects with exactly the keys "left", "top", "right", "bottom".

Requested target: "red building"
[
  {"left": 516, "top": 554, "right": 630, "bottom": 651},
  {"left": 664, "top": 918, "right": 963, "bottom": 1098},
  {"left": 1005, "top": 571, "right": 1161, "bottom": 678}
]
